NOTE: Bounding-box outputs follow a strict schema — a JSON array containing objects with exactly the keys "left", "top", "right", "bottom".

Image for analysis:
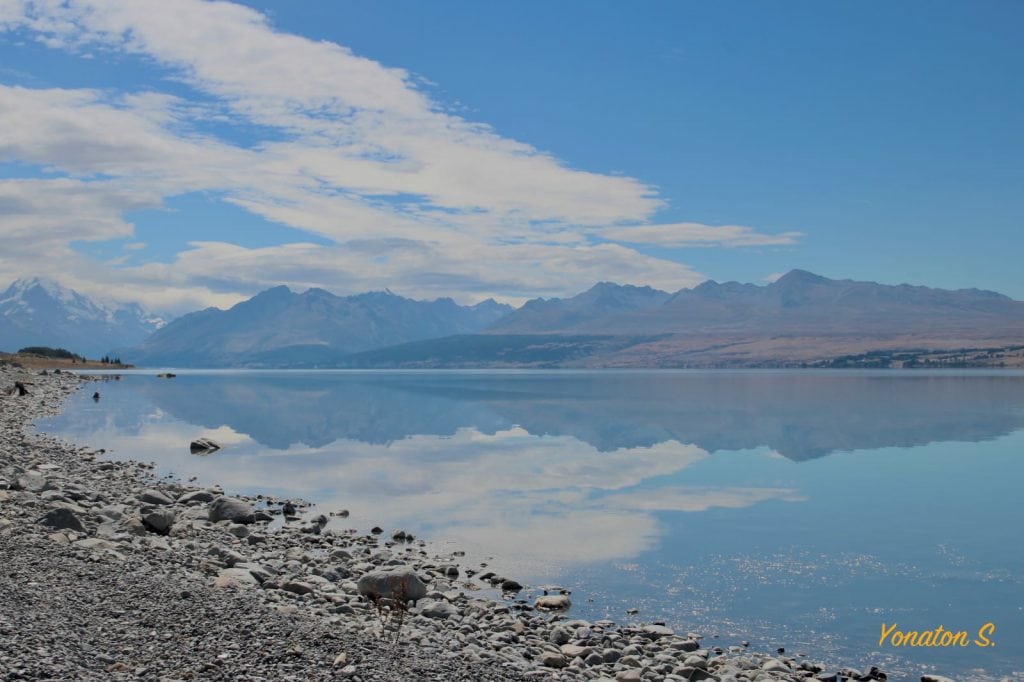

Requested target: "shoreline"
[{"left": 1, "top": 365, "right": 935, "bottom": 681}]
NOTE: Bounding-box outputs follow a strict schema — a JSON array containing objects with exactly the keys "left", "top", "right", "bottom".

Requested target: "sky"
[{"left": 0, "top": 0, "right": 1021, "bottom": 315}]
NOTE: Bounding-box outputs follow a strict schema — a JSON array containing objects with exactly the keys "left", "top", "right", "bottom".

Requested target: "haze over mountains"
[{"left": 3, "top": 270, "right": 1023, "bottom": 368}]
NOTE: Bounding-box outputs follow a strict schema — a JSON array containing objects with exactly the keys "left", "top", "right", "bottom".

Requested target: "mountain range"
[
  {"left": 3, "top": 270, "right": 1023, "bottom": 368},
  {"left": 0, "top": 278, "right": 160, "bottom": 358},
  {"left": 124, "top": 286, "right": 512, "bottom": 367}
]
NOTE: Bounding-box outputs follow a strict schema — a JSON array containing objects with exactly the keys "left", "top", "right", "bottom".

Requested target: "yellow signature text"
[{"left": 879, "top": 622, "right": 995, "bottom": 648}]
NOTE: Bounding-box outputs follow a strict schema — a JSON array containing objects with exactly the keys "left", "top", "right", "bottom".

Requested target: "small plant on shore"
[{"left": 368, "top": 575, "right": 412, "bottom": 644}]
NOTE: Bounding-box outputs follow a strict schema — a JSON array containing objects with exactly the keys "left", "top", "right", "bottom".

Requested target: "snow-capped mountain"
[{"left": 0, "top": 278, "right": 162, "bottom": 358}]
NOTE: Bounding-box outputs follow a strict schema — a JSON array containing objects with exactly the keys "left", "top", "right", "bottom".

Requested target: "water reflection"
[
  {"left": 76, "top": 371, "right": 1024, "bottom": 458},
  {"left": 41, "top": 371, "right": 1024, "bottom": 568}
]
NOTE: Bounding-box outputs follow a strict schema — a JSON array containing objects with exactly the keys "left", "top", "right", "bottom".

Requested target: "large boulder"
[
  {"left": 356, "top": 567, "right": 427, "bottom": 603},
  {"left": 209, "top": 496, "right": 256, "bottom": 524}
]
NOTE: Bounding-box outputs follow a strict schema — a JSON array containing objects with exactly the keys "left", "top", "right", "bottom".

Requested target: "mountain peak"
[
  {"left": 773, "top": 269, "right": 831, "bottom": 286},
  {"left": 0, "top": 277, "right": 160, "bottom": 357}
]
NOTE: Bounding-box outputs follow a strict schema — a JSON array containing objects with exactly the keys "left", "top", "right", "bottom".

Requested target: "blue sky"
[{"left": 0, "top": 0, "right": 1021, "bottom": 314}]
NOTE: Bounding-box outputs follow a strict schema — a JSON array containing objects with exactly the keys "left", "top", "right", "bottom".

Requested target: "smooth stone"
[
  {"left": 762, "top": 659, "right": 792, "bottom": 673},
  {"left": 209, "top": 496, "right": 256, "bottom": 524},
  {"left": 178, "top": 490, "right": 216, "bottom": 504},
  {"left": 549, "top": 627, "right": 571, "bottom": 645},
  {"left": 138, "top": 488, "right": 174, "bottom": 505},
  {"left": 281, "top": 581, "right": 316, "bottom": 595},
  {"left": 538, "top": 652, "right": 567, "bottom": 669},
  {"left": 642, "top": 623, "right": 675, "bottom": 639},
  {"left": 356, "top": 567, "right": 428, "bottom": 602},
  {"left": 226, "top": 523, "right": 250, "bottom": 538},
  {"left": 560, "top": 644, "right": 594, "bottom": 659},
  {"left": 419, "top": 599, "right": 459, "bottom": 620},
  {"left": 534, "top": 595, "right": 571, "bottom": 610}
]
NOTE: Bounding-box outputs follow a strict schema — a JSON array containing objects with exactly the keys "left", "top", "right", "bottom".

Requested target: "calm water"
[{"left": 38, "top": 370, "right": 1024, "bottom": 680}]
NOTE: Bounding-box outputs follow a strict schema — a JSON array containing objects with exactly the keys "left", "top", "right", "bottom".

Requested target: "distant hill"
[
  {"left": 0, "top": 278, "right": 160, "bottom": 358},
  {"left": 339, "top": 270, "right": 1024, "bottom": 368},
  {"left": 122, "top": 286, "right": 512, "bottom": 367},
  {"left": 492, "top": 269, "right": 1024, "bottom": 336},
  {"left": 491, "top": 282, "right": 671, "bottom": 333},
  {"left": 110, "top": 270, "right": 1024, "bottom": 368}
]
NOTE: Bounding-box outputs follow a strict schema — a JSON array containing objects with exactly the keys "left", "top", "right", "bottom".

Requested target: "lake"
[{"left": 37, "top": 369, "right": 1024, "bottom": 680}]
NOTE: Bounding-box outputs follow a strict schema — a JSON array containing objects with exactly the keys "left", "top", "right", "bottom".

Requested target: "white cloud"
[
  {"left": 0, "top": 0, "right": 800, "bottom": 312},
  {"left": 602, "top": 222, "right": 803, "bottom": 248}
]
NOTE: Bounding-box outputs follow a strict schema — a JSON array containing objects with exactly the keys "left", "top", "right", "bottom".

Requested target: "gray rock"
[
  {"left": 418, "top": 599, "right": 459, "bottom": 619},
  {"left": 549, "top": 626, "right": 571, "bottom": 645},
  {"left": 534, "top": 594, "right": 571, "bottom": 610},
  {"left": 282, "top": 581, "right": 316, "bottom": 595},
  {"left": 141, "top": 508, "right": 175, "bottom": 535},
  {"left": 209, "top": 496, "right": 255, "bottom": 524},
  {"left": 762, "top": 659, "right": 792, "bottom": 673},
  {"left": 226, "top": 523, "right": 249, "bottom": 538},
  {"left": 642, "top": 623, "right": 674, "bottom": 639},
  {"left": 357, "top": 567, "right": 427, "bottom": 602},
  {"left": 213, "top": 568, "right": 259, "bottom": 589},
  {"left": 37, "top": 508, "right": 85, "bottom": 533},
  {"left": 207, "top": 546, "right": 245, "bottom": 567},
  {"left": 178, "top": 489, "right": 216, "bottom": 504},
  {"left": 538, "top": 652, "right": 567, "bottom": 668},
  {"left": 138, "top": 489, "right": 174, "bottom": 505}
]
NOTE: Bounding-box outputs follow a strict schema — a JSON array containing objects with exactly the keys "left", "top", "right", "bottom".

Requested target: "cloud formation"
[{"left": 0, "top": 0, "right": 800, "bottom": 313}]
